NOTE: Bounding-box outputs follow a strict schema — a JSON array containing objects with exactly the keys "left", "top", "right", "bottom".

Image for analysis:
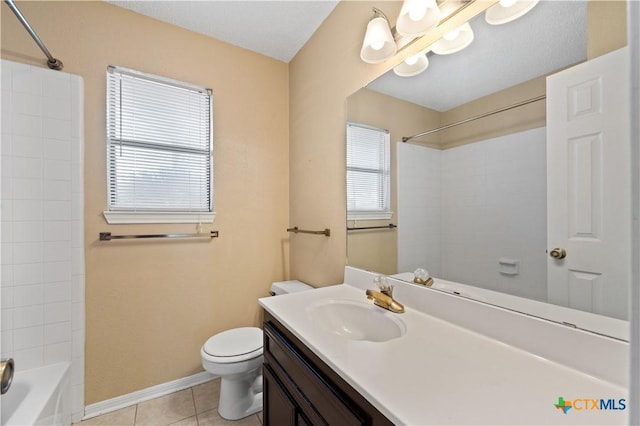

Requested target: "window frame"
[
  {"left": 103, "top": 65, "right": 215, "bottom": 224},
  {"left": 346, "top": 122, "right": 392, "bottom": 221}
]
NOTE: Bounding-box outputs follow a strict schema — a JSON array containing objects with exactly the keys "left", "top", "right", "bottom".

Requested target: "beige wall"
[
  {"left": 439, "top": 75, "right": 547, "bottom": 148},
  {"left": 588, "top": 0, "right": 627, "bottom": 59},
  {"left": 2, "top": 1, "right": 289, "bottom": 404},
  {"left": 346, "top": 88, "right": 440, "bottom": 274}
]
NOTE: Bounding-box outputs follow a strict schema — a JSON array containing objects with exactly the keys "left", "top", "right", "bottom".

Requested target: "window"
[
  {"left": 346, "top": 122, "right": 391, "bottom": 220},
  {"left": 104, "top": 66, "right": 214, "bottom": 224}
]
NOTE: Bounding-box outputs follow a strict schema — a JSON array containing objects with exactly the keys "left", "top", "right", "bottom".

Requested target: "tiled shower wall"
[
  {"left": 1, "top": 59, "right": 85, "bottom": 421},
  {"left": 398, "top": 127, "right": 547, "bottom": 301}
]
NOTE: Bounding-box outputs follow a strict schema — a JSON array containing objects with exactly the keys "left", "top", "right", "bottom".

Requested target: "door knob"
[{"left": 549, "top": 248, "right": 567, "bottom": 259}]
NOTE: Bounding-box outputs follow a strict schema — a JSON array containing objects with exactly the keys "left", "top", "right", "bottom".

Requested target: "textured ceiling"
[
  {"left": 107, "top": 0, "right": 339, "bottom": 63},
  {"left": 366, "top": 1, "right": 588, "bottom": 112}
]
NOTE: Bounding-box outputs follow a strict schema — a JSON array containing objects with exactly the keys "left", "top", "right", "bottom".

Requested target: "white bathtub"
[{"left": 1, "top": 362, "right": 71, "bottom": 426}]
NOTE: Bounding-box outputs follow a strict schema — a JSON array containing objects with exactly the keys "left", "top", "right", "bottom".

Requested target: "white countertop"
[{"left": 259, "top": 283, "right": 628, "bottom": 425}]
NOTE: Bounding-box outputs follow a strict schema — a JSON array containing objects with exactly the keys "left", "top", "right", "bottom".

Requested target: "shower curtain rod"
[
  {"left": 4, "top": 0, "right": 63, "bottom": 70},
  {"left": 401, "top": 94, "right": 546, "bottom": 143}
]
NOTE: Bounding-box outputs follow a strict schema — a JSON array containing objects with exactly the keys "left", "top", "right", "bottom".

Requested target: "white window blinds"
[
  {"left": 106, "top": 66, "right": 213, "bottom": 220},
  {"left": 346, "top": 122, "right": 391, "bottom": 219}
]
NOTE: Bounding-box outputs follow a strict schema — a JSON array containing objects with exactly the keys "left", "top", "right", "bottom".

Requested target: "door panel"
[{"left": 547, "top": 47, "right": 630, "bottom": 320}]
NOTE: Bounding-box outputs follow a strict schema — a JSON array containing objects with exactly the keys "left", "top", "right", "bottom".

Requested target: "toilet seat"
[{"left": 202, "top": 327, "right": 263, "bottom": 363}]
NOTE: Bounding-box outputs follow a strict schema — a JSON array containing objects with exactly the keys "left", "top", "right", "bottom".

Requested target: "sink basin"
[{"left": 307, "top": 299, "right": 406, "bottom": 342}]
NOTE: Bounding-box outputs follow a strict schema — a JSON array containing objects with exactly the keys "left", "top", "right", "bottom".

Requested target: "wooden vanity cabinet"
[{"left": 263, "top": 311, "right": 394, "bottom": 426}]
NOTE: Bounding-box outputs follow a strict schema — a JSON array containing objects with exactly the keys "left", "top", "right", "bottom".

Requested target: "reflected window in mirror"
[{"left": 346, "top": 123, "right": 391, "bottom": 220}]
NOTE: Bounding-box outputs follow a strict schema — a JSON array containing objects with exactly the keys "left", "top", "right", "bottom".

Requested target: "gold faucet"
[
  {"left": 414, "top": 276, "right": 434, "bottom": 287},
  {"left": 413, "top": 268, "right": 434, "bottom": 287},
  {"left": 366, "top": 289, "right": 405, "bottom": 313}
]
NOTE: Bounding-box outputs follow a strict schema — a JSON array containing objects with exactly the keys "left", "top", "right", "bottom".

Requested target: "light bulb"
[
  {"left": 370, "top": 40, "right": 385, "bottom": 51},
  {"left": 397, "top": 0, "right": 440, "bottom": 37},
  {"left": 485, "top": 0, "right": 539, "bottom": 25},
  {"left": 404, "top": 54, "right": 420, "bottom": 66},
  {"left": 408, "top": 4, "right": 427, "bottom": 21},
  {"left": 443, "top": 28, "right": 460, "bottom": 41}
]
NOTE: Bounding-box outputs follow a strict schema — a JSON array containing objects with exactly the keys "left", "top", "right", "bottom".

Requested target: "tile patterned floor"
[{"left": 76, "top": 379, "right": 263, "bottom": 426}]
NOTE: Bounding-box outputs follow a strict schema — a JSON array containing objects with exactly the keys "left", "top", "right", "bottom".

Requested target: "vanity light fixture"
[
  {"left": 431, "top": 21, "right": 474, "bottom": 55},
  {"left": 485, "top": 0, "right": 539, "bottom": 25},
  {"left": 396, "top": 0, "right": 441, "bottom": 38},
  {"left": 360, "top": 7, "right": 397, "bottom": 64},
  {"left": 393, "top": 51, "right": 429, "bottom": 77}
]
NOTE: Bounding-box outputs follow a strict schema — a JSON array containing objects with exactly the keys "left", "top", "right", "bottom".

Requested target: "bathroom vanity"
[
  {"left": 259, "top": 267, "right": 629, "bottom": 425},
  {"left": 263, "top": 311, "right": 392, "bottom": 425}
]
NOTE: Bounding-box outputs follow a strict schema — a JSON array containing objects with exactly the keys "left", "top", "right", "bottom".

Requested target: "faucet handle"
[
  {"left": 413, "top": 268, "right": 434, "bottom": 287},
  {"left": 374, "top": 275, "right": 394, "bottom": 297},
  {"left": 380, "top": 284, "right": 394, "bottom": 298}
]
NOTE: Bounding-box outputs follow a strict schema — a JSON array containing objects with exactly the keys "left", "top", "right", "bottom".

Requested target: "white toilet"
[{"left": 200, "top": 280, "right": 313, "bottom": 420}]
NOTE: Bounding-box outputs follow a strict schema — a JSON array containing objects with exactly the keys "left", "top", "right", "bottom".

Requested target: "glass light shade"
[
  {"left": 431, "top": 22, "right": 474, "bottom": 55},
  {"left": 393, "top": 53, "right": 429, "bottom": 77},
  {"left": 396, "top": 0, "right": 440, "bottom": 37},
  {"left": 485, "top": 0, "right": 539, "bottom": 25},
  {"left": 360, "top": 16, "right": 397, "bottom": 64},
  {"left": 443, "top": 28, "right": 460, "bottom": 41}
]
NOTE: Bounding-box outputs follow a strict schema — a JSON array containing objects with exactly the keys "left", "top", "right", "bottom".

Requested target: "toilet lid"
[{"left": 203, "top": 327, "right": 263, "bottom": 359}]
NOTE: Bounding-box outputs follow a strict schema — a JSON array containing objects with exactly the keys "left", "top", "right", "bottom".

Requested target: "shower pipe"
[
  {"left": 402, "top": 94, "right": 547, "bottom": 143},
  {"left": 4, "top": 0, "right": 63, "bottom": 70}
]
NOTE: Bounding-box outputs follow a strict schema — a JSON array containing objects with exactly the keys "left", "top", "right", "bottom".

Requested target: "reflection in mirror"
[{"left": 346, "top": 0, "right": 630, "bottom": 340}]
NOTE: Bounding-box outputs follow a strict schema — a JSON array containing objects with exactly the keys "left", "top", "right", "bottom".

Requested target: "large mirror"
[{"left": 346, "top": 0, "right": 630, "bottom": 340}]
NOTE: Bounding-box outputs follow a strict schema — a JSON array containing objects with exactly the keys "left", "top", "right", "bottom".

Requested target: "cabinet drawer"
[{"left": 264, "top": 321, "right": 365, "bottom": 426}]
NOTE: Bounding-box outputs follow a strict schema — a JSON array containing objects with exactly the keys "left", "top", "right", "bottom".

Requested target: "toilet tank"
[{"left": 270, "top": 280, "right": 313, "bottom": 296}]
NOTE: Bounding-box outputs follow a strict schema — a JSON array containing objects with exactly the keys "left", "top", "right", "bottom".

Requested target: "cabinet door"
[
  {"left": 263, "top": 313, "right": 394, "bottom": 426},
  {"left": 297, "top": 413, "right": 312, "bottom": 426},
  {"left": 264, "top": 365, "right": 297, "bottom": 426}
]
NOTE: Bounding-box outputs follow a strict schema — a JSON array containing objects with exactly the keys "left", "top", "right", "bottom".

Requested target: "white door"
[{"left": 547, "top": 47, "right": 630, "bottom": 320}]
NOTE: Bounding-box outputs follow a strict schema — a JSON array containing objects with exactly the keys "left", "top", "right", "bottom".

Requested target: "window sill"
[
  {"left": 103, "top": 211, "right": 216, "bottom": 224},
  {"left": 347, "top": 212, "right": 393, "bottom": 221}
]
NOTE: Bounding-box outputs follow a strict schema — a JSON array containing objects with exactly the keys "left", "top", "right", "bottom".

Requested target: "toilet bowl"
[
  {"left": 200, "top": 280, "right": 313, "bottom": 420},
  {"left": 201, "top": 327, "right": 264, "bottom": 420}
]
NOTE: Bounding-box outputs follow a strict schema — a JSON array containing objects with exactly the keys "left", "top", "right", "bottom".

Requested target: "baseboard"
[{"left": 82, "top": 371, "right": 217, "bottom": 420}]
